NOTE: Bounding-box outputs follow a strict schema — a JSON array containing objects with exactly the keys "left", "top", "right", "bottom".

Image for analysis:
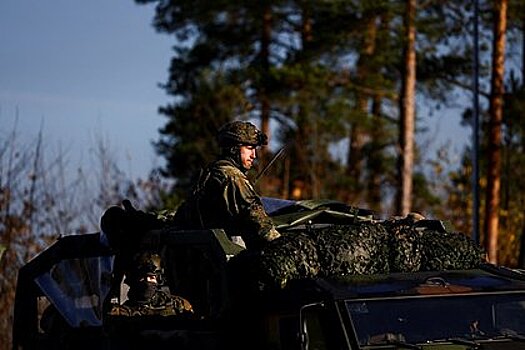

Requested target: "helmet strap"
[{"left": 221, "top": 146, "right": 246, "bottom": 172}]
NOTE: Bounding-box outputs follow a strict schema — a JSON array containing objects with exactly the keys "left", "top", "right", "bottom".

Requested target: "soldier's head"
[
  {"left": 217, "top": 121, "right": 268, "bottom": 171},
  {"left": 125, "top": 251, "right": 163, "bottom": 302}
]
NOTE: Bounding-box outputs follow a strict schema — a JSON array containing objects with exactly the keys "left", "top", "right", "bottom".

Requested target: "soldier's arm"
[{"left": 225, "top": 176, "right": 280, "bottom": 248}]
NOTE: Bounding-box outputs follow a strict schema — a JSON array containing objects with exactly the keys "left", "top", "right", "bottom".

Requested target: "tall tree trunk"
[
  {"left": 346, "top": 14, "right": 378, "bottom": 203},
  {"left": 300, "top": 5, "right": 320, "bottom": 198},
  {"left": 260, "top": 6, "right": 272, "bottom": 145},
  {"left": 396, "top": 0, "right": 417, "bottom": 216},
  {"left": 258, "top": 5, "right": 272, "bottom": 192},
  {"left": 485, "top": 0, "right": 508, "bottom": 264},
  {"left": 367, "top": 95, "right": 384, "bottom": 212}
]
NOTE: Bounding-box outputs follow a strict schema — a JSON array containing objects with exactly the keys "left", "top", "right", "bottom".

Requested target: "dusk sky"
[{"left": 1, "top": 1, "right": 172, "bottom": 179}]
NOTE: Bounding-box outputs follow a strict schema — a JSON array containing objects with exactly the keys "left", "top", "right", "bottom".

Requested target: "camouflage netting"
[
  {"left": 249, "top": 232, "right": 320, "bottom": 290},
  {"left": 312, "top": 224, "right": 390, "bottom": 276},
  {"left": 229, "top": 219, "right": 486, "bottom": 291},
  {"left": 419, "top": 230, "right": 485, "bottom": 271},
  {"left": 383, "top": 220, "right": 424, "bottom": 272}
]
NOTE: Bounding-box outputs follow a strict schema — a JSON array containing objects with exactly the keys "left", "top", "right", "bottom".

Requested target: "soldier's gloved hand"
[
  {"left": 264, "top": 227, "right": 281, "bottom": 241},
  {"left": 122, "top": 199, "right": 163, "bottom": 233}
]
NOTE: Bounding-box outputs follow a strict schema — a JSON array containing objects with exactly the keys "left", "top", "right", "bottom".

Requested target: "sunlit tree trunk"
[
  {"left": 396, "top": 0, "right": 417, "bottom": 216},
  {"left": 485, "top": 0, "right": 508, "bottom": 264},
  {"left": 520, "top": 9, "right": 525, "bottom": 268}
]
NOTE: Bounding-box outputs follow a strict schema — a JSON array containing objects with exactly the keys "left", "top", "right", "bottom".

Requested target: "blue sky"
[
  {"left": 0, "top": 1, "right": 475, "bottom": 183},
  {"left": 0, "top": 0, "right": 172, "bottom": 179}
]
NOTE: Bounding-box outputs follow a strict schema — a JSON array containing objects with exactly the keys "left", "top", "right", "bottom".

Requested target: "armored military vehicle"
[{"left": 12, "top": 198, "right": 525, "bottom": 349}]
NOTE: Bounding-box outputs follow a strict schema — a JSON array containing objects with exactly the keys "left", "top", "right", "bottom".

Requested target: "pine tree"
[{"left": 485, "top": 0, "right": 508, "bottom": 264}]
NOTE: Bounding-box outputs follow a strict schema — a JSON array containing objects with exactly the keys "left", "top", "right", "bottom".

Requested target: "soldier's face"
[
  {"left": 145, "top": 274, "right": 157, "bottom": 284},
  {"left": 240, "top": 145, "right": 257, "bottom": 170}
]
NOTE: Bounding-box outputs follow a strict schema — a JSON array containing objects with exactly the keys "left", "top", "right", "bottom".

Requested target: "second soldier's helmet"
[
  {"left": 125, "top": 251, "right": 164, "bottom": 287},
  {"left": 217, "top": 121, "right": 268, "bottom": 148}
]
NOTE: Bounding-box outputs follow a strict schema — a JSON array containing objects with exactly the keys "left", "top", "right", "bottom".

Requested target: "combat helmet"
[
  {"left": 125, "top": 251, "right": 164, "bottom": 287},
  {"left": 217, "top": 121, "right": 268, "bottom": 148}
]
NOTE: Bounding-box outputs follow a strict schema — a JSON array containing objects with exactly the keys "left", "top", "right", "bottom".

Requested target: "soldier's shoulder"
[
  {"left": 108, "top": 304, "right": 135, "bottom": 317},
  {"left": 108, "top": 292, "right": 194, "bottom": 318},
  {"left": 210, "top": 160, "right": 246, "bottom": 178}
]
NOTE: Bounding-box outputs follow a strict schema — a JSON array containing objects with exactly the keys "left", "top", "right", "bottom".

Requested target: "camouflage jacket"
[
  {"left": 174, "top": 158, "right": 279, "bottom": 249},
  {"left": 108, "top": 290, "right": 194, "bottom": 317}
]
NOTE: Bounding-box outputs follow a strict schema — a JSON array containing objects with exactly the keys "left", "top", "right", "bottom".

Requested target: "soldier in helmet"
[
  {"left": 108, "top": 251, "right": 194, "bottom": 317},
  {"left": 174, "top": 120, "right": 280, "bottom": 250}
]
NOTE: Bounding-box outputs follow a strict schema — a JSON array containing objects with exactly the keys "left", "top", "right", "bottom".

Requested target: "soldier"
[
  {"left": 109, "top": 251, "right": 194, "bottom": 317},
  {"left": 174, "top": 120, "right": 281, "bottom": 249}
]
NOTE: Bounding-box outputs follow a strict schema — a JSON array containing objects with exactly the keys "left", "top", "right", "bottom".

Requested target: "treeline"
[
  {"left": 1, "top": 0, "right": 524, "bottom": 347},
  {"left": 0, "top": 123, "right": 166, "bottom": 347},
  {"left": 139, "top": 0, "right": 524, "bottom": 264}
]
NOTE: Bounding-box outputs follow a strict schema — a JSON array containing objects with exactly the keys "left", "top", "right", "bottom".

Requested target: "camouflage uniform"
[
  {"left": 108, "top": 252, "right": 193, "bottom": 317},
  {"left": 175, "top": 121, "right": 280, "bottom": 250},
  {"left": 109, "top": 291, "right": 193, "bottom": 317}
]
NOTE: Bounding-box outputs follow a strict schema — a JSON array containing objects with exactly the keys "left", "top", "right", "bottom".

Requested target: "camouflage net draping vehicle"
[{"left": 12, "top": 198, "right": 525, "bottom": 350}]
